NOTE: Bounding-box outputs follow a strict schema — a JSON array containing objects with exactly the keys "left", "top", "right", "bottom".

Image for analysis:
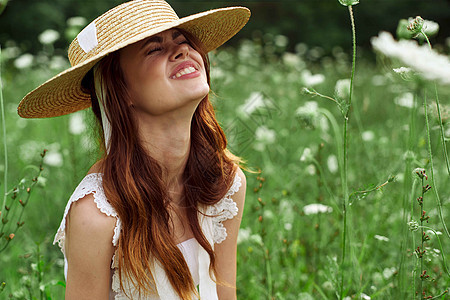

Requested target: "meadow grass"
[{"left": 0, "top": 10, "right": 449, "bottom": 300}]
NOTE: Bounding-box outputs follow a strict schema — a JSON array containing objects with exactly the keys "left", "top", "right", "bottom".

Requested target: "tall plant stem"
[
  {"left": 421, "top": 30, "right": 450, "bottom": 175},
  {"left": 419, "top": 177, "right": 424, "bottom": 299},
  {"left": 340, "top": 5, "right": 356, "bottom": 300},
  {"left": 423, "top": 92, "right": 450, "bottom": 238},
  {"left": 0, "top": 46, "right": 8, "bottom": 219}
]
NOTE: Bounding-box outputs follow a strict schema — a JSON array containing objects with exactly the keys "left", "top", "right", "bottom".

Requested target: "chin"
[{"left": 189, "top": 83, "right": 210, "bottom": 101}]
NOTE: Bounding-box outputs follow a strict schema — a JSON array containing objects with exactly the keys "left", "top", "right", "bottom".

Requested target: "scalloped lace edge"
[
  {"left": 53, "top": 173, "right": 120, "bottom": 254},
  {"left": 208, "top": 172, "right": 242, "bottom": 244}
]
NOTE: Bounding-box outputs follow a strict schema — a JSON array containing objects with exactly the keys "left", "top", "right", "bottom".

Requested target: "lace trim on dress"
[
  {"left": 207, "top": 172, "right": 242, "bottom": 244},
  {"left": 54, "top": 170, "right": 242, "bottom": 299},
  {"left": 52, "top": 173, "right": 121, "bottom": 254}
]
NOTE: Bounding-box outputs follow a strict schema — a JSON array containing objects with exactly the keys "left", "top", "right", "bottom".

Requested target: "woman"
[{"left": 17, "top": 1, "right": 251, "bottom": 299}]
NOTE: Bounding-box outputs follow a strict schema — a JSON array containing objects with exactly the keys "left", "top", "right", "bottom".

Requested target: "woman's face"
[{"left": 119, "top": 29, "right": 209, "bottom": 117}]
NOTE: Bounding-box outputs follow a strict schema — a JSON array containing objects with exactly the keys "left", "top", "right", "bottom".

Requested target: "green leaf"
[
  {"left": 0, "top": 0, "right": 8, "bottom": 16},
  {"left": 338, "top": 0, "right": 359, "bottom": 6}
]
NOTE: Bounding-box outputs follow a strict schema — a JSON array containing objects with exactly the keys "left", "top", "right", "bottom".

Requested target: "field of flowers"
[{"left": 1, "top": 2, "right": 449, "bottom": 299}]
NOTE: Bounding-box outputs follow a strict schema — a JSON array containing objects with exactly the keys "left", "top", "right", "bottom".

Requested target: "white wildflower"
[
  {"left": 43, "top": 151, "right": 63, "bottom": 167},
  {"left": 321, "top": 281, "right": 334, "bottom": 291},
  {"left": 295, "top": 43, "right": 308, "bottom": 56},
  {"left": 284, "top": 223, "right": 292, "bottom": 231},
  {"left": 255, "top": 126, "right": 276, "bottom": 144},
  {"left": 408, "top": 220, "right": 419, "bottom": 231},
  {"left": 371, "top": 31, "right": 450, "bottom": 85},
  {"left": 361, "top": 293, "right": 371, "bottom": 300},
  {"left": 335, "top": 79, "right": 351, "bottom": 99},
  {"left": 420, "top": 19, "right": 439, "bottom": 37},
  {"left": 300, "top": 148, "right": 313, "bottom": 162},
  {"left": 327, "top": 155, "right": 338, "bottom": 174},
  {"left": 374, "top": 234, "right": 389, "bottom": 242},
  {"left": 69, "top": 112, "right": 86, "bottom": 135},
  {"left": 394, "top": 92, "right": 414, "bottom": 108},
  {"left": 362, "top": 130, "right": 375, "bottom": 142},
  {"left": 67, "top": 16, "right": 87, "bottom": 27},
  {"left": 393, "top": 67, "right": 412, "bottom": 74},
  {"left": 14, "top": 53, "right": 33, "bottom": 69},
  {"left": 426, "top": 229, "right": 442, "bottom": 236},
  {"left": 263, "top": 209, "right": 274, "bottom": 220},
  {"left": 296, "top": 101, "right": 319, "bottom": 119},
  {"left": 249, "top": 234, "right": 263, "bottom": 246},
  {"left": 301, "top": 70, "right": 325, "bottom": 87},
  {"left": 49, "top": 56, "right": 68, "bottom": 70},
  {"left": 2, "top": 46, "right": 20, "bottom": 60},
  {"left": 38, "top": 29, "right": 60, "bottom": 45},
  {"left": 237, "top": 228, "right": 251, "bottom": 244},
  {"left": 306, "top": 164, "right": 316, "bottom": 175},
  {"left": 298, "top": 293, "right": 314, "bottom": 300},
  {"left": 303, "top": 203, "right": 333, "bottom": 215},
  {"left": 56, "top": 258, "right": 65, "bottom": 267},
  {"left": 274, "top": 35, "right": 288, "bottom": 48},
  {"left": 282, "top": 52, "right": 303, "bottom": 68},
  {"left": 238, "top": 92, "right": 271, "bottom": 117},
  {"left": 308, "top": 47, "right": 324, "bottom": 60},
  {"left": 279, "top": 199, "right": 294, "bottom": 223},
  {"left": 382, "top": 267, "right": 397, "bottom": 279}
]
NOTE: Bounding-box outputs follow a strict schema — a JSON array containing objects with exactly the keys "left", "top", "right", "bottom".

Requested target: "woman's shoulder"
[
  {"left": 66, "top": 193, "right": 117, "bottom": 251},
  {"left": 87, "top": 159, "right": 104, "bottom": 175},
  {"left": 53, "top": 160, "right": 119, "bottom": 253},
  {"left": 232, "top": 165, "right": 246, "bottom": 196}
]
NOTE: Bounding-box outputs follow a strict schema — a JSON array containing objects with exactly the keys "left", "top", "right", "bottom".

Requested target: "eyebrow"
[{"left": 140, "top": 30, "right": 184, "bottom": 50}]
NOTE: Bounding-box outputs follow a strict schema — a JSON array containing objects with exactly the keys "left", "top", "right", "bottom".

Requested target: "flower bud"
[
  {"left": 338, "top": 0, "right": 359, "bottom": 6},
  {"left": 408, "top": 220, "right": 419, "bottom": 231},
  {"left": 407, "top": 16, "right": 424, "bottom": 35},
  {"left": 413, "top": 168, "right": 427, "bottom": 180}
]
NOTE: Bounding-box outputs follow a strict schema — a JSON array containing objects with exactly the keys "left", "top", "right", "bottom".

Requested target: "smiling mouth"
[{"left": 171, "top": 66, "right": 197, "bottom": 79}]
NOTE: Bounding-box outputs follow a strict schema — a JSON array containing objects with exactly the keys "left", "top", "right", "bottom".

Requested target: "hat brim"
[{"left": 17, "top": 6, "right": 250, "bottom": 118}]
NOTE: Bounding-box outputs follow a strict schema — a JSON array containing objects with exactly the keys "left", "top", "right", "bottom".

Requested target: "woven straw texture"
[{"left": 18, "top": 0, "right": 250, "bottom": 118}]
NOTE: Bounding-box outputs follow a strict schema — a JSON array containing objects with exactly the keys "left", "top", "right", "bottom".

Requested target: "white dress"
[{"left": 53, "top": 172, "right": 242, "bottom": 299}]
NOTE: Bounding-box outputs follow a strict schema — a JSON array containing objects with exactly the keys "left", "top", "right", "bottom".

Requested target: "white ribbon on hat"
[{"left": 93, "top": 64, "right": 112, "bottom": 154}]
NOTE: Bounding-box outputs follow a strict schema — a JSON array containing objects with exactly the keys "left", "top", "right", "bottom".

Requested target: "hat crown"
[{"left": 68, "top": 0, "right": 179, "bottom": 67}]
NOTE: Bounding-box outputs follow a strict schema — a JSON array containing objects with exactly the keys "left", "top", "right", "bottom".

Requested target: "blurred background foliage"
[
  {"left": 1, "top": 0, "right": 450, "bottom": 298},
  {"left": 1, "top": 0, "right": 450, "bottom": 55}
]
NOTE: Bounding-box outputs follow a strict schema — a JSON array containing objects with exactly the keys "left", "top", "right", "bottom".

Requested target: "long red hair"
[{"left": 82, "top": 29, "right": 244, "bottom": 299}]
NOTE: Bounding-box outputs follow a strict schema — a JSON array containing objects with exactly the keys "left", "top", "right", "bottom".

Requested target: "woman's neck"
[{"left": 136, "top": 111, "right": 193, "bottom": 193}]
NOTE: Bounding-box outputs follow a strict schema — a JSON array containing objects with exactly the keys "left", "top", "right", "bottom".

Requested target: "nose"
[{"left": 169, "top": 43, "right": 189, "bottom": 61}]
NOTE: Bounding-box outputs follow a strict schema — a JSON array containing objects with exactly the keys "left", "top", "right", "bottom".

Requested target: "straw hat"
[{"left": 17, "top": 0, "right": 250, "bottom": 118}]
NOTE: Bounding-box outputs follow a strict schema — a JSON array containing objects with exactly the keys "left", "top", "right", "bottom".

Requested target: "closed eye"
[
  {"left": 179, "top": 40, "right": 192, "bottom": 46},
  {"left": 147, "top": 47, "right": 162, "bottom": 55}
]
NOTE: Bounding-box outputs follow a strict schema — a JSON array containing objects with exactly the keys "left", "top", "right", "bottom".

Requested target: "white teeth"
[{"left": 172, "top": 66, "right": 196, "bottom": 79}]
